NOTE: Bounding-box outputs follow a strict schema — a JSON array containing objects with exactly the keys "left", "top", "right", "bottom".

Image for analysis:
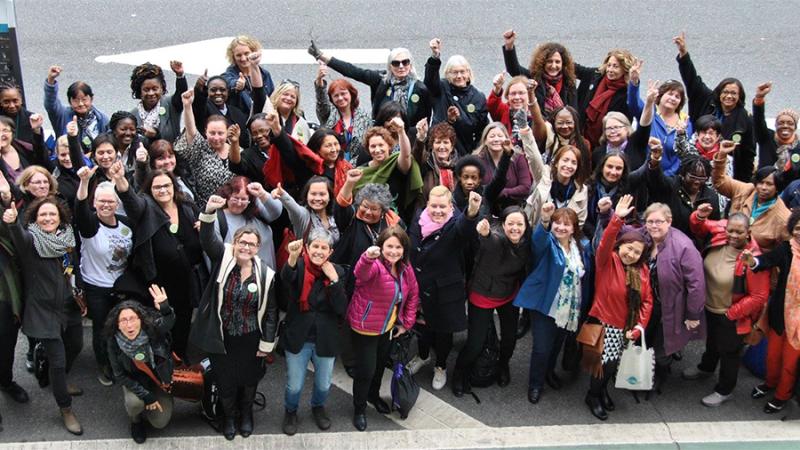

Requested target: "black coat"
[
  {"left": 753, "top": 100, "right": 800, "bottom": 178},
  {"left": 280, "top": 260, "right": 348, "bottom": 357},
  {"left": 502, "top": 45, "right": 579, "bottom": 116},
  {"left": 752, "top": 241, "right": 793, "bottom": 334},
  {"left": 409, "top": 210, "right": 478, "bottom": 332},
  {"left": 677, "top": 53, "right": 755, "bottom": 182},
  {"left": 592, "top": 123, "right": 652, "bottom": 172},
  {"left": 576, "top": 64, "right": 632, "bottom": 128},
  {"left": 424, "top": 56, "right": 489, "bottom": 156},
  {"left": 469, "top": 228, "right": 531, "bottom": 300}
]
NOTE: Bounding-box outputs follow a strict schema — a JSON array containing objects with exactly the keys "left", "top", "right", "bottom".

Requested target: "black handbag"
[
  {"left": 389, "top": 333, "right": 419, "bottom": 419},
  {"left": 470, "top": 320, "right": 499, "bottom": 388}
]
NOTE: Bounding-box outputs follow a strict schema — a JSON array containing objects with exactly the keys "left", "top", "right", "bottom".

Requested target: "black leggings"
[
  {"left": 41, "top": 323, "right": 84, "bottom": 408},
  {"left": 350, "top": 330, "right": 391, "bottom": 413},
  {"left": 455, "top": 302, "right": 519, "bottom": 372},
  {"left": 589, "top": 360, "right": 620, "bottom": 397},
  {"left": 84, "top": 284, "right": 119, "bottom": 371},
  {"left": 417, "top": 325, "right": 454, "bottom": 369}
]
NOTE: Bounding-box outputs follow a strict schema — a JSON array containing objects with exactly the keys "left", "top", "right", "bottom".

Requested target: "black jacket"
[
  {"left": 424, "top": 56, "right": 489, "bottom": 156},
  {"left": 280, "top": 261, "right": 348, "bottom": 357},
  {"left": 576, "top": 64, "right": 632, "bottom": 129},
  {"left": 502, "top": 45, "right": 579, "bottom": 116},
  {"left": 592, "top": 123, "right": 652, "bottom": 172},
  {"left": 107, "top": 304, "right": 176, "bottom": 405},
  {"left": 753, "top": 100, "right": 800, "bottom": 179},
  {"left": 469, "top": 228, "right": 531, "bottom": 300},
  {"left": 753, "top": 241, "right": 793, "bottom": 334},
  {"left": 677, "top": 53, "right": 755, "bottom": 182}
]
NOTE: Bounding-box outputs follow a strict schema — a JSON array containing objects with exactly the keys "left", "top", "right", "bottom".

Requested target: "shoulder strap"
[
  {"left": 132, "top": 358, "right": 169, "bottom": 391},
  {"left": 216, "top": 209, "right": 228, "bottom": 239}
]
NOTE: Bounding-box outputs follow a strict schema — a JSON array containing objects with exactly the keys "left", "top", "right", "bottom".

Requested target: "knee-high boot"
[{"left": 239, "top": 385, "right": 257, "bottom": 438}]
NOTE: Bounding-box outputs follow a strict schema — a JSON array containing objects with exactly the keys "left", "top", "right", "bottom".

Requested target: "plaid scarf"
[{"left": 28, "top": 223, "right": 75, "bottom": 259}]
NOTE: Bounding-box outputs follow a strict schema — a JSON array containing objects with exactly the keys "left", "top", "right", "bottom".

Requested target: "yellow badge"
[
  {"left": 158, "top": 106, "right": 167, "bottom": 116},
  {"left": 410, "top": 94, "right": 419, "bottom": 103},
  {"left": 169, "top": 223, "right": 178, "bottom": 234},
  {"left": 466, "top": 104, "right": 475, "bottom": 113},
  {"left": 792, "top": 154, "right": 800, "bottom": 164},
  {"left": 82, "top": 136, "right": 91, "bottom": 147}
]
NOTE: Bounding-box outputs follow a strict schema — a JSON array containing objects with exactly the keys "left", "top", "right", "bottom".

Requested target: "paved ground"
[{"left": 4, "top": 0, "right": 800, "bottom": 447}]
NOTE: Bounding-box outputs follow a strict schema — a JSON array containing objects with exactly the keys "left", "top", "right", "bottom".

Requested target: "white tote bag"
[{"left": 615, "top": 325, "right": 654, "bottom": 391}]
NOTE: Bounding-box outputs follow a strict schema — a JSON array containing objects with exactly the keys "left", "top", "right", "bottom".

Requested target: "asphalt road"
[{"left": 4, "top": 0, "right": 800, "bottom": 446}]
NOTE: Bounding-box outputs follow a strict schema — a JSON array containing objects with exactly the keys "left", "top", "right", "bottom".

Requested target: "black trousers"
[
  {"left": 350, "top": 330, "right": 391, "bottom": 413},
  {"left": 589, "top": 360, "right": 620, "bottom": 396},
  {"left": 698, "top": 310, "right": 744, "bottom": 396},
  {"left": 84, "top": 284, "right": 120, "bottom": 371},
  {"left": 417, "top": 324, "right": 454, "bottom": 369},
  {"left": 41, "top": 322, "right": 84, "bottom": 408},
  {"left": 455, "top": 301, "right": 519, "bottom": 372},
  {"left": 0, "top": 301, "right": 19, "bottom": 387}
]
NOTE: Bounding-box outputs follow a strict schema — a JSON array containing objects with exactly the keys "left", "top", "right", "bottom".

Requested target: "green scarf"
[{"left": 356, "top": 152, "right": 423, "bottom": 210}]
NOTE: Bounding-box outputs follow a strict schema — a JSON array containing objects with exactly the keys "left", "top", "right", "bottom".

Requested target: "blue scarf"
[{"left": 751, "top": 197, "right": 776, "bottom": 222}]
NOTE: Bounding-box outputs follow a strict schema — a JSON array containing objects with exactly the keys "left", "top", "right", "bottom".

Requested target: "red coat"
[
  {"left": 689, "top": 212, "right": 770, "bottom": 335},
  {"left": 589, "top": 215, "right": 653, "bottom": 339}
]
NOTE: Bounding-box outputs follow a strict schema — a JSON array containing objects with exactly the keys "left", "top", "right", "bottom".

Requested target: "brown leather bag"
[
  {"left": 133, "top": 352, "right": 205, "bottom": 402},
  {"left": 577, "top": 323, "right": 605, "bottom": 378}
]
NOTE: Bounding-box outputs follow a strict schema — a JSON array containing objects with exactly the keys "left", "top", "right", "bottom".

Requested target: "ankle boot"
[
  {"left": 60, "top": 407, "right": 83, "bottom": 435},
  {"left": 600, "top": 386, "right": 615, "bottom": 411},
  {"left": 220, "top": 394, "right": 237, "bottom": 440},
  {"left": 584, "top": 394, "right": 608, "bottom": 421},
  {"left": 497, "top": 362, "right": 511, "bottom": 387},
  {"left": 239, "top": 386, "right": 257, "bottom": 437}
]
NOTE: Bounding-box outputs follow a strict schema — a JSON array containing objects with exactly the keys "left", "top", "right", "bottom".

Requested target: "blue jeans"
[
  {"left": 528, "top": 310, "right": 565, "bottom": 390},
  {"left": 284, "top": 342, "right": 335, "bottom": 413}
]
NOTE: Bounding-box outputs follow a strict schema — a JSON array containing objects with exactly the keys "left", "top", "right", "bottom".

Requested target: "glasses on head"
[
  {"left": 118, "top": 316, "right": 140, "bottom": 325},
  {"left": 280, "top": 79, "right": 300, "bottom": 88},
  {"left": 646, "top": 219, "right": 667, "bottom": 226},
  {"left": 236, "top": 240, "right": 259, "bottom": 249},
  {"left": 391, "top": 59, "right": 411, "bottom": 68},
  {"left": 605, "top": 125, "right": 625, "bottom": 132},
  {"left": 151, "top": 183, "right": 173, "bottom": 192},
  {"left": 228, "top": 197, "right": 250, "bottom": 205}
]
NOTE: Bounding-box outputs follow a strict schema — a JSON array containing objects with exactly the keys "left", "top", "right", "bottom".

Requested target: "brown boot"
[
  {"left": 60, "top": 407, "right": 83, "bottom": 435},
  {"left": 67, "top": 384, "right": 83, "bottom": 396}
]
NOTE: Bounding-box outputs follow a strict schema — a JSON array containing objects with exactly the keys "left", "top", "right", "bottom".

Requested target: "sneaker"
[
  {"left": 764, "top": 399, "right": 786, "bottom": 414},
  {"left": 432, "top": 367, "right": 447, "bottom": 390},
  {"left": 97, "top": 371, "right": 114, "bottom": 387},
  {"left": 406, "top": 355, "right": 431, "bottom": 375},
  {"left": 751, "top": 383, "right": 773, "bottom": 399},
  {"left": 701, "top": 391, "right": 732, "bottom": 407},
  {"left": 682, "top": 366, "right": 713, "bottom": 380}
]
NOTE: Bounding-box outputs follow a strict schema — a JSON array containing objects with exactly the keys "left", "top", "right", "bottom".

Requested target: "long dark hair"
[
  {"left": 141, "top": 169, "right": 187, "bottom": 206},
  {"left": 103, "top": 300, "right": 165, "bottom": 341},
  {"left": 300, "top": 176, "right": 334, "bottom": 216}
]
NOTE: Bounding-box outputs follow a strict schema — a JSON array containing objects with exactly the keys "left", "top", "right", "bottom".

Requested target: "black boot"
[
  {"left": 516, "top": 310, "right": 531, "bottom": 339},
  {"left": 452, "top": 369, "right": 470, "bottom": 397},
  {"left": 497, "top": 362, "right": 511, "bottom": 387},
  {"left": 239, "top": 386, "right": 257, "bottom": 438},
  {"left": 545, "top": 371, "right": 562, "bottom": 390},
  {"left": 220, "top": 394, "right": 237, "bottom": 440},
  {"left": 600, "top": 386, "right": 615, "bottom": 411},
  {"left": 352, "top": 407, "right": 367, "bottom": 431},
  {"left": 585, "top": 393, "right": 608, "bottom": 421}
]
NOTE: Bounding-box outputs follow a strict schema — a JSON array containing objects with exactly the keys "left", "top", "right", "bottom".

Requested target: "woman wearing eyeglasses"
[
  {"left": 641, "top": 202, "right": 706, "bottom": 393},
  {"left": 270, "top": 80, "right": 311, "bottom": 144},
  {"left": 311, "top": 43, "right": 431, "bottom": 135},
  {"left": 673, "top": 32, "right": 755, "bottom": 182},
  {"left": 192, "top": 195, "right": 278, "bottom": 440}
]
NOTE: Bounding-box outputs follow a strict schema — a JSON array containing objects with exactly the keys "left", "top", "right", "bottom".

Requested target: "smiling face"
[
  {"left": 206, "top": 120, "right": 228, "bottom": 153},
  {"left": 357, "top": 199, "right": 382, "bottom": 224},
  {"left": 696, "top": 128, "right": 720, "bottom": 149},
  {"left": 755, "top": 173, "right": 777, "bottom": 203},
  {"left": 725, "top": 219, "right": 749, "bottom": 250},
  {"left": 793, "top": 222, "right": 800, "bottom": 245},
  {"left": 486, "top": 127, "right": 506, "bottom": 153},
  {"left": 207, "top": 79, "right": 229, "bottom": 108},
  {"left": 36, "top": 203, "right": 61, "bottom": 233},
  {"left": 140, "top": 78, "right": 163, "bottom": 110},
  {"left": 233, "top": 44, "right": 253, "bottom": 72},
  {"left": 459, "top": 166, "right": 481, "bottom": 192},
  {"left": 553, "top": 109, "right": 575, "bottom": 139},
  {"left": 426, "top": 194, "right": 453, "bottom": 224},
  {"left": 645, "top": 210, "right": 671, "bottom": 243},
  {"left": 233, "top": 232, "right": 260, "bottom": 263},
  {"left": 226, "top": 188, "right": 250, "bottom": 215},
  {"left": 602, "top": 155, "right": 625, "bottom": 184},
  {"left": 555, "top": 149, "right": 578, "bottom": 182},
  {"left": 389, "top": 51, "right": 412, "bottom": 79},
  {"left": 277, "top": 88, "right": 298, "bottom": 115},
  {"left": 618, "top": 241, "right": 645, "bottom": 266},
  {"left": 682, "top": 165, "right": 708, "bottom": 196},
  {"left": 306, "top": 181, "right": 330, "bottom": 212},
  {"left": 605, "top": 56, "right": 624, "bottom": 81},
  {"left": 27, "top": 172, "right": 51, "bottom": 198},
  {"left": 94, "top": 189, "right": 118, "bottom": 221},
  {"left": 447, "top": 65, "right": 470, "bottom": 88},
  {"left": 368, "top": 135, "right": 390, "bottom": 163},
  {"left": 117, "top": 308, "right": 142, "bottom": 340},
  {"left": 775, "top": 114, "right": 797, "bottom": 141},
  {"left": 149, "top": 174, "right": 174, "bottom": 206},
  {"left": 94, "top": 143, "right": 117, "bottom": 169},
  {"left": 718, "top": 83, "right": 740, "bottom": 112},
  {"left": 507, "top": 81, "right": 528, "bottom": 111},
  {"left": 545, "top": 51, "right": 563, "bottom": 78},
  {"left": 381, "top": 236, "right": 404, "bottom": 265},
  {"left": 319, "top": 135, "right": 341, "bottom": 164},
  {"left": 503, "top": 211, "right": 526, "bottom": 244},
  {"left": 658, "top": 89, "right": 683, "bottom": 113},
  {"left": 56, "top": 140, "right": 72, "bottom": 169},
  {"left": 114, "top": 118, "right": 137, "bottom": 147},
  {"left": 331, "top": 87, "right": 351, "bottom": 111},
  {"left": 0, "top": 88, "right": 22, "bottom": 115},
  {"left": 306, "top": 239, "right": 333, "bottom": 267},
  {"left": 0, "top": 123, "right": 13, "bottom": 148},
  {"left": 69, "top": 91, "right": 93, "bottom": 116},
  {"left": 432, "top": 138, "right": 453, "bottom": 164},
  {"left": 604, "top": 118, "right": 629, "bottom": 146},
  {"left": 551, "top": 216, "right": 574, "bottom": 243},
  {"left": 249, "top": 118, "right": 271, "bottom": 150},
  {"left": 154, "top": 151, "right": 176, "bottom": 173}
]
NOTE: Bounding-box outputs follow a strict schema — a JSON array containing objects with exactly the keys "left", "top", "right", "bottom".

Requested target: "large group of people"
[{"left": 1, "top": 29, "right": 799, "bottom": 442}]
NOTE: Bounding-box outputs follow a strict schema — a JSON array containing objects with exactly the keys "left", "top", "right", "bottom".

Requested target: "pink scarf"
[
  {"left": 419, "top": 207, "right": 453, "bottom": 240},
  {"left": 785, "top": 239, "right": 800, "bottom": 350}
]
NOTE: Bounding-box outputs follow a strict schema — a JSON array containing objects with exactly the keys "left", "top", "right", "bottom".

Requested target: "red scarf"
[
  {"left": 695, "top": 142, "right": 720, "bottom": 161},
  {"left": 333, "top": 159, "right": 353, "bottom": 197},
  {"left": 262, "top": 135, "right": 325, "bottom": 189},
  {"left": 299, "top": 252, "right": 330, "bottom": 312},
  {"left": 542, "top": 73, "right": 565, "bottom": 115},
  {"left": 438, "top": 168, "right": 454, "bottom": 191},
  {"left": 584, "top": 76, "right": 627, "bottom": 146}
]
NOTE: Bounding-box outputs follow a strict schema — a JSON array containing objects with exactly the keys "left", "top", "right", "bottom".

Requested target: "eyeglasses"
[
  {"left": 228, "top": 197, "right": 250, "bottom": 204},
  {"left": 281, "top": 79, "right": 300, "bottom": 88},
  {"left": 645, "top": 219, "right": 667, "bottom": 226},
  {"left": 151, "top": 183, "right": 173, "bottom": 192},
  {"left": 28, "top": 179, "right": 50, "bottom": 186},
  {"left": 0, "top": 128, "right": 13, "bottom": 134},
  {"left": 720, "top": 90, "right": 739, "bottom": 97},
  {"left": 236, "top": 240, "right": 259, "bottom": 248},
  {"left": 96, "top": 199, "right": 117, "bottom": 205},
  {"left": 118, "top": 316, "right": 140, "bottom": 325},
  {"left": 391, "top": 59, "right": 411, "bottom": 68},
  {"left": 605, "top": 125, "right": 625, "bottom": 132}
]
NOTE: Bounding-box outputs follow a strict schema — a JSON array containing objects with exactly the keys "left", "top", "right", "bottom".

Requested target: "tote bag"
[{"left": 615, "top": 325, "right": 654, "bottom": 391}]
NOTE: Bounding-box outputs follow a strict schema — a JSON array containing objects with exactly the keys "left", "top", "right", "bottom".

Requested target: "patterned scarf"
[
  {"left": 390, "top": 78, "right": 410, "bottom": 112},
  {"left": 624, "top": 265, "right": 643, "bottom": 332},
  {"left": 785, "top": 239, "right": 800, "bottom": 350},
  {"left": 136, "top": 101, "right": 160, "bottom": 130},
  {"left": 28, "top": 223, "right": 75, "bottom": 258},
  {"left": 77, "top": 110, "right": 100, "bottom": 144},
  {"left": 551, "top": 239, "right": 584, "bottom": 331},
  {"left": 115, "top": 330, "right": 154, "bottom": 366},
  {"left": 542, "top": 72, "right": 565, "bottom": 116}
]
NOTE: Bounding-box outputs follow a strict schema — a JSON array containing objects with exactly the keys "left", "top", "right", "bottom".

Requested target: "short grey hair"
[
  {"left": 598, "top": 112, "right": 633, "bottom": 145},
  {"left": 355, "top": 183, "right": 393, "bottom": 211},
  {"left": 307, "top": 228, "right": 334, "bottom": 247},
  {"left": 385, "top": 47, "right": 417, "bottom": 80},
  {"left": 94, "top": 181, "right": 120, "bottom": 204},
  {"left": 444, "top": 55, "right": 473, "bottom": 84}
]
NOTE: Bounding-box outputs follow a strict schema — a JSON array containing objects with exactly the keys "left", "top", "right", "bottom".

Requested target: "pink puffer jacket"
[{"left": 347, "top": 253, "right": 419, "bottom": 335}]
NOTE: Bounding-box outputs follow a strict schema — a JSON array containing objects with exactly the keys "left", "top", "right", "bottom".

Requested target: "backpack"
[
  {"left": 389, "top": 333, "right": 419, "bottom": 419},
  {"left": 470, "top": 319, "right": 499, "bottom": 388}
]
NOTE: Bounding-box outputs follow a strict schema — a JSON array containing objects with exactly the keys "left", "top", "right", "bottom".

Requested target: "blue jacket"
[
  {"left": 513, "top": 223, "right": 593, "bottom": 315},
  {"left": 43, "top": 80, "right": 109, "bottom": 138},
  {"left": 222, "top": 65, "right": 275, "bottom": 113},
  {"left": 627, "top": 82, "right": 693, "bottom": 177}
]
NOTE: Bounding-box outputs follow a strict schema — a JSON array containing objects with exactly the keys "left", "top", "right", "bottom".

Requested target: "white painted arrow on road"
[{"left": 95, "top": 37, "right": 389, "bottom": 76}]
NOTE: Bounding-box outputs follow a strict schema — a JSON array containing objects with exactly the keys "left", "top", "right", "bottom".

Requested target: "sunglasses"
[
  {"left": 280, "top": 79, "right": 300, "bottom": 88},
  {"left": 390, "top": 59, "right": 411, "bottom": 68}
]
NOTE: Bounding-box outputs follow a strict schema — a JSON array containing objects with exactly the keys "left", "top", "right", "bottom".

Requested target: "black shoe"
[
  {"left": 516, "top": 311, "right": 531, "bottom": 339},
  {"left": 239, "top": 407, "right": 253, "bottom": 438},
  {"left": 452, "top": 370, "right": 465, "bottom": 397},
  {"left": 282, "top": 410, "right": 298, "bottom": 436},
  {"left": 764, "top": 399, "right": 786, "bottom": 414},
  {"left": 527, "top": 388, "right": 542, "bottom": 404},
  {"left": 353, "top": 412, "right": 367, "bottom": 431},
  {"left": 131, "top": 420, "right": 147, "bottom": 444},
  {"left": 368, "top": 396, "right": 390, "bottom": 414},
  {"left": 601, "top": 387, "right": 615, "bottom": 412},
  {"left": 223, "top": 416, "right": 236, "bottom": 440},
  {"left": 1, "top": 382, "right": 29, "bottom": 403},
  {"left": 752, "top": 383, "right": 773, "bottom": 399},
  {"left": 585, "top": 394, "right": 608, "bottom": 421},
  {"left": 312, "top": 405, "right": 331, "bottom": 430},
  {"left": 497, "top": 363, "right": 510, "bottom": 387},
  {"left": 545, "top": 371, "right": 562, "bottom": 390},
  {"left": 345, "top": 365, "right": 357, "bottom": 379}
]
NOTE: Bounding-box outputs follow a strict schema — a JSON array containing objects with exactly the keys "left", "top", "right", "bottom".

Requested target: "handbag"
[
  {"left": 577, "top": 322, "right": 604, "bottom": 377},
  {"left": 133, "top": 352, "right": 205, "bottom": 402},
  {"left": 615, "top": 325, "right": 655, "bottom": 391},
  {"left": 389, "top": 332, "right": 419, "bottom": 419}
]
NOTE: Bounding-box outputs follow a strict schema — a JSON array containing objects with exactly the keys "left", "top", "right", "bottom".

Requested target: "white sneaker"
[
  {"left": 701, "top": 391, "right": 732, "bottom": 407},
  {"left": 682, "top": 366, "right": 713, "bottom": 380},
  {"left": 406, "top": 355, "right": 431, "bottom": 375},
  {"left": 432, "top": 367, "right": 447, "bottom": 390}
]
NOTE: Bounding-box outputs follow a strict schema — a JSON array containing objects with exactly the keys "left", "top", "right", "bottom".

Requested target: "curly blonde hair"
[
  {"left": 226, "top": 35, "right": 262, "bottom": 65},
  {"left": 598, "top": 49, "right": 635, "bottom": 80}
]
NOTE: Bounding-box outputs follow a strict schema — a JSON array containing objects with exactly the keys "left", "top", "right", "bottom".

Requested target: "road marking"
[
  {"left": 4, "top": 420, "right": 798, "bottom": 449},
  {"left": 95, "top": 37, "right": 389, "bottom": 76}
]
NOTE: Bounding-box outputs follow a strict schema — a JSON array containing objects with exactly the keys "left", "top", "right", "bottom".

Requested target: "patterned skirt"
[{"left": 601, "top": 324, "right": 625, "bottom": 365}]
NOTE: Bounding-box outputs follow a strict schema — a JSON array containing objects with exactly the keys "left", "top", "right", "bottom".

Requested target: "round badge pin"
[
  {"left": 158, "top": 106, "right": 167, "bottom": 116},
  {"left": 169, "top": 223, "right": 179, "bottom": 234},
  {"left": 732, "top": 134, "right": 742, "bottom": 143},
  {"left": 134, "top": 353, "right": 145, "bottom": 361},
  {"left": 792, "top": 153, "right": 800, "bottom": 164},
  {"left": 121, "top": 227, "right": 131, "bottom": 237},
  {"left": 467, "top": 104, "right": 476, "bottom": 113},
  {"left": 82, "top": 136, "right": 91, "bottom": 147},
  {"left": 247, "top": 283, "right": 258, "bottom": 293},
  {"left": 410, "top": 94, "right": 419, "bottom": 103}
]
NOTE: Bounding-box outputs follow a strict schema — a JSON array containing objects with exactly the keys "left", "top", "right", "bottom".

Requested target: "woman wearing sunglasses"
[
  {"left": 310, "top": 42, "right": 431, "bottom": 135},
  {"left": 269, "top": 80, "right": 311, "bottom": 144}
]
